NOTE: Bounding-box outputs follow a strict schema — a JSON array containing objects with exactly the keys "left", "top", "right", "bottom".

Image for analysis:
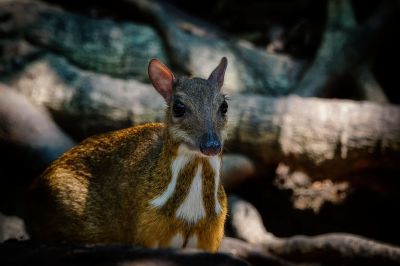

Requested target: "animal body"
[{"left": 29, "top": 57, "right": 229, "bottom": 252}]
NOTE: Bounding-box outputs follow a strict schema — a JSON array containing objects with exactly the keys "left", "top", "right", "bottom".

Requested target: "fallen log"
[
  {"left": 1, "top": 236, "right": 320, "bottom": 266},
  {"left": 121, "top": 0, "right": 306, "bottom": 95},
  {"left": 221, "top": 154, "right": 256, "bottom": 190},
  {"left": 0, "top": 0, "right": 305, "bottom": 95},
  {"left": 228, "top": 195, "right": 400, "bottom": 265},
  {"left": 0, "top": 239, "right": 247, "bottom": 266},
  {"left": 0, "top": 0, "right": 168, "bottom": 80},
  {"left": 5, "top": 54, "right": 400, "bottom": 179},
  {"left": 2, "top": 0, "right": 396, "bottom": 101},
  {"left": 220, "top": 238, "right": 297, "bottom": 266},
  {"left": 0, "top": 83, "right": 74, "bottom": 168},
  {"left": 0, "top": 212, "right": 29, "bottom": 242}
]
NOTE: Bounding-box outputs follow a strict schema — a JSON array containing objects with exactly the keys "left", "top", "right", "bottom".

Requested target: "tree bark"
[
  {"left": 4, "top": 53, "right": 400, "bottom": 179},
  {"left": 221, "top": 154, "right": 256, "bottom": 190},
  {"left": 0, "top": 212, "right": 29, "bottom": 242},
  {"left": 0, "top": 0, "right": 168, "bottom": 81},
  {"left": 125, "top": 0, "right": 308, "bottom": 95},
  {"left": 226, "top": 93, "right": 400, "bottom": 179},
  {"left": 0, "top": 0, "right": 305, "bottom": 96},
  {"left": 2, "top": 0, "right": 396, "bottom": 100},
  {"left": 220, "top": 238, "right": 297, "bottom": 266}
]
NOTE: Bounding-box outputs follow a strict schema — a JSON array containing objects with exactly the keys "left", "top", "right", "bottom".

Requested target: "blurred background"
[{"left": 1, "top": 0, "right": 400, "bottom": 265}]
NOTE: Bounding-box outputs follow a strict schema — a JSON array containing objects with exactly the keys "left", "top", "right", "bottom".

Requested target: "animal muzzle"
[{"left": 199, "top": 131, "right": 221, "bottom": 156}]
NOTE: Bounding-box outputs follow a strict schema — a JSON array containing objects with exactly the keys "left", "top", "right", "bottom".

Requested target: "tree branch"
[
  {"left": 294, "top": 0, "right": 397, "bottom": 98},
  {"left": 228, "top": 195, "right": 400, "bottom": 265}
]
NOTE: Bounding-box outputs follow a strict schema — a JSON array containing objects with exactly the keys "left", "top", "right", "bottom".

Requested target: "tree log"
[
  {"left": 0, "top": 236, "right": 323, "bottom": 266},
  {"left": 221, "top": 154, "right": 256, "bottom": 190},
  {"left": 228, "top": 195, "right": 400, "bottom": 265},
  {"left": 0, "top": 83, "right": 74, "bottom": 167},
  {"left": 226, "top": 94, "right": 400, "bottom": 179},
  {"left": 0, "top": 212, "right": 29, "bottom": 242},
  {"left": 0, "top": 0, "right": 168, "bottom": 80},
  {"left": 2, "top": 0, "right": 396, "bottom": 99},
  {"left": 220, "top": 238, "right": 298, "bottom": 266},
  {"left": 0, "top": 240, "right": 247, "bottom": 266},
  {"left": 121, "top": 0, "right": 306, "bottom": 95},
  {"left": 0, "top": 0, "right": 305, "bottom": 95},
  {"left": 4, "top": 54, "right": 400, "bottom": 179}
]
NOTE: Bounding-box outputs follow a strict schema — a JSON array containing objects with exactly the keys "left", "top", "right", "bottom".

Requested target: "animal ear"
[
  {"left": 208, "top": 57, "right": 228, "bottom": 90},
  {"left": 148, "top": 59, "right": 175, "bottom": 102}
]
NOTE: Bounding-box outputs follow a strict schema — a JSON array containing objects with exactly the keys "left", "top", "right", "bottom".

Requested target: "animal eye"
[
  {"left": 220, "top": 100, "right": 228, "bottom": 115},
  {"left": 172, "top": 100, "right": 186, "bottom": 117}
]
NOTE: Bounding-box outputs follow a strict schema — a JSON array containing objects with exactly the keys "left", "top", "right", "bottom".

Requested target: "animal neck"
[{"left": 150, "top": 128, "right": 223, "bottom": 224}]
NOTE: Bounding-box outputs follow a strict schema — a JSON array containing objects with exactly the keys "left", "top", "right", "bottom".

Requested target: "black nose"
[{"left": 199, "top": 131, "right": 221, "bottom": 156}]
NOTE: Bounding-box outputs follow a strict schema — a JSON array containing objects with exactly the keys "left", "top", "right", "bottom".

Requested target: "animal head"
[{"left": 148, "top": 57, "right": 228, "bottom": 156}]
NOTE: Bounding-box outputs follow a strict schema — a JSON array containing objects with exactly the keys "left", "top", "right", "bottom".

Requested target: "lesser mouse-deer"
[{"left": 29, "top": 57, "right": 229, "bottom": 252}]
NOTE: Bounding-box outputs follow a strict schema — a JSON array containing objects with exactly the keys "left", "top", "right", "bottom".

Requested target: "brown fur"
[{"left": 29, "top": 58, "right": 229, "bottom": 252}]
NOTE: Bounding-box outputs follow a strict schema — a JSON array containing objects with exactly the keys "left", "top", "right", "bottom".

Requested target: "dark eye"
[
  {"left": 220, "top": 100, "right": 228, "bottom": 115},
  {"left": 172, "top": 100, "right": 186, "bottom": 117}
]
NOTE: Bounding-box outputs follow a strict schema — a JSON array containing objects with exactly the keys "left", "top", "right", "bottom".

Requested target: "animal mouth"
[
  {"left": 199, "top": 147, "right": 221, "bottom": 156},
  {"left": 180, "top": 142, "right": 221, "bottom": 156}
]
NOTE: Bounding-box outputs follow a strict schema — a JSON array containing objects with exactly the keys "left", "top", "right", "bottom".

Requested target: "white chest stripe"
[
  {"left": 150, "top": 153, "right": 189, "bottom": 208},
  {"left": 209, "top": 156, "right": 222, "bottom": 214},
  {"left": 176, "top": 164, "right": 206, "bottom": 224},
  {"left": 150, "top": 145, "right": 222, "bottom": 222},
  {"left": 169, "top": 233, "right": 184, "bottom": 248},
  {"left": 185, "top": 234, "right": 198, "bottom": 249}
]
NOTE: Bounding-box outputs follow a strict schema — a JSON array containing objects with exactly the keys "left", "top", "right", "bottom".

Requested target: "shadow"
[{"left": 232, "top": 170, "right": 400, "bottom": 246}]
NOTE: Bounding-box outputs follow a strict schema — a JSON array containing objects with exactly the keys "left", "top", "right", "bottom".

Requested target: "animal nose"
[{"left": 200, "top": 132, "right": 221, "bottom": 156}]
